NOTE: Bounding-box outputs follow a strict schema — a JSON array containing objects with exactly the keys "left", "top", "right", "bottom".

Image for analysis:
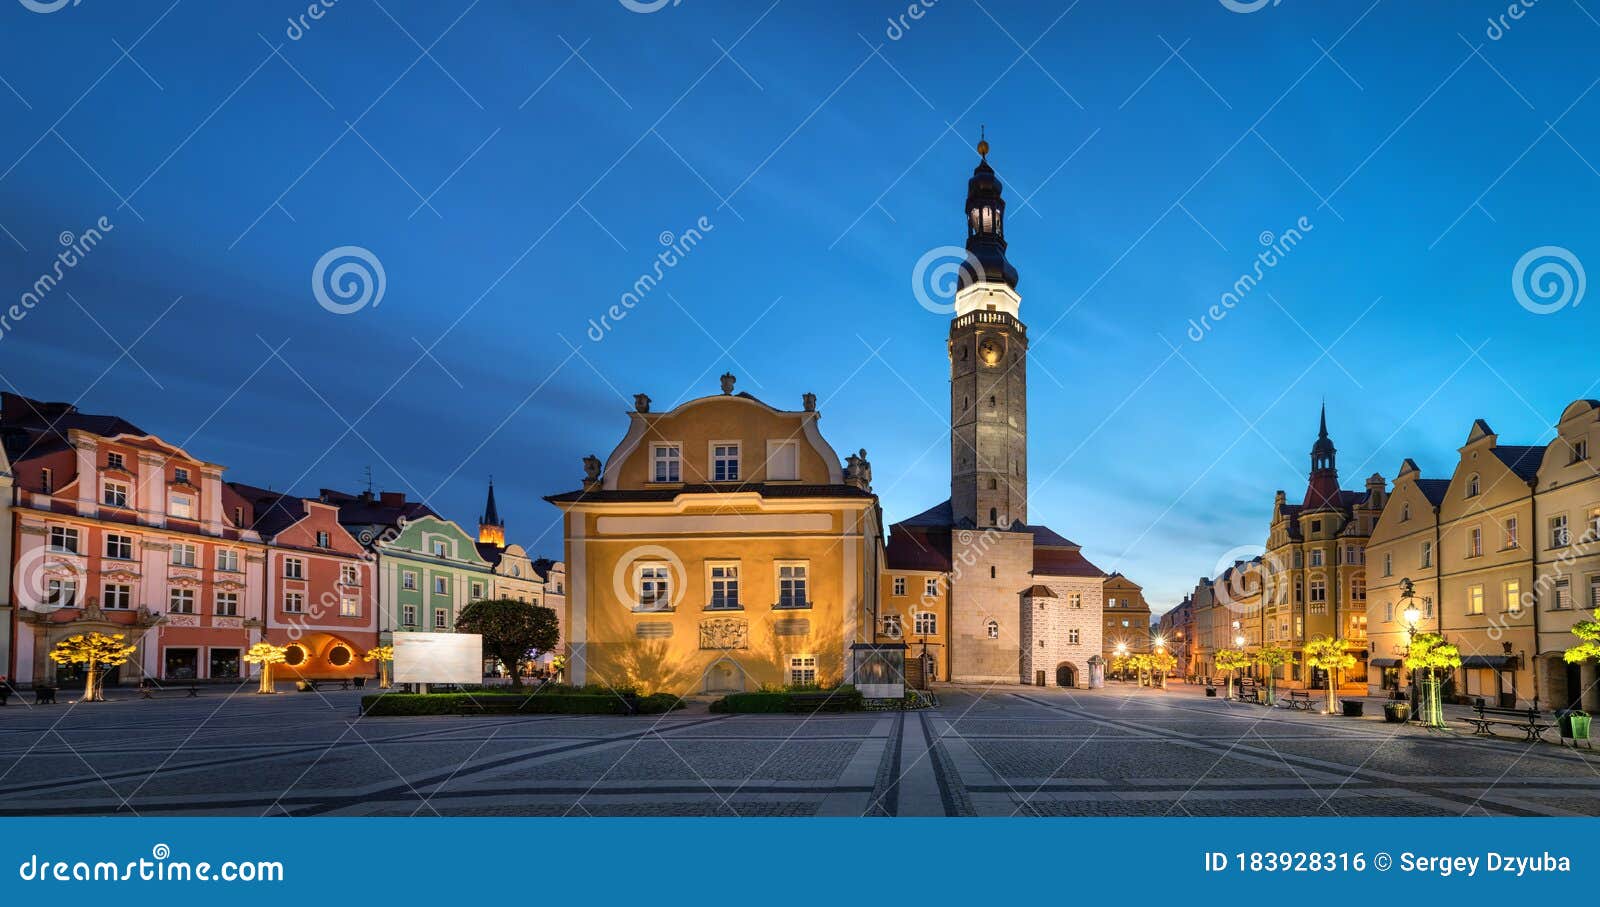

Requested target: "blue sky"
[{"left": 1, "top": 0, "right": 1596, "bottom": 612}]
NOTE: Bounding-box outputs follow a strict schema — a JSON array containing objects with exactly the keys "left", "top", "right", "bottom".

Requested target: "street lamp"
[
  {"left": 1114, "top": 641, "right": 1128, "bottom": 681},
  {"left": 1399, "top": 578, "right": 1421, "bottom": 713}
]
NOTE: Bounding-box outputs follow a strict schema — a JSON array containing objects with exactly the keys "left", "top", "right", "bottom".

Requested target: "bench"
[
  {"left": 1234, "top": 680, "right": 1262, "bottom": 705},
  {"left": 1286, "top": 690, "right": 1314, "bottom": 711},
  {"left": 140, "top": 681, "right": 199, "bottom": 699},
  {"left": 1466, "top": 702, "right": 1552, "bottom": 741},
  {"left": 296, "top": 679, "right": 353, "bottom": 692}
]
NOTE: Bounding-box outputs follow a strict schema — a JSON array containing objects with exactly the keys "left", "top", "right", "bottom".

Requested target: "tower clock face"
[{"left": 978, "top": 337, "right": 1002, "bottom": 365}]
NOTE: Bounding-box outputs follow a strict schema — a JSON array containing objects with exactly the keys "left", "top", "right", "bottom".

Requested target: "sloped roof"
[
  {"left": 1492, "top": 444, "right": 1545, "bottom": 482},
  {"left": 319, "top": 488, "right": 438, "bottom": 527},
  {"left": 227, "top": 482, "right": 305, "bottom": 538},
  {"left": 1, "top": 392, "right": 148, "bottom": 463},
  {"left": 1415, "top": 479, "right": 1451, "bottom": 505}
]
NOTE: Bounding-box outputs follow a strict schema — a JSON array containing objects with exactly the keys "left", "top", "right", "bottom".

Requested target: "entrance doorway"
[
  {"left": 1055, "top": 663, "right": 1077, "bottom": 688},
  {"left": 702, "top": 659, "right": 744, "bottom": 694},
  {"left": 1565, "top": 660, "right": 1584, "bottom": 711}
]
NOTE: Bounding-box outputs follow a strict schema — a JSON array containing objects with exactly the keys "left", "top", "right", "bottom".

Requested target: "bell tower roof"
[
  {"left": 477, "top": 477, "right": 506, "bottom": 548},
  {"left": 960, "top": 129, "right": 1019, "bottom": 291}
]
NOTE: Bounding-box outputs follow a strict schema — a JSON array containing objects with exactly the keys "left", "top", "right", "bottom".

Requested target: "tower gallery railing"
[{"left": 953, "top": 310, "right": 1025, "bottom": 335}]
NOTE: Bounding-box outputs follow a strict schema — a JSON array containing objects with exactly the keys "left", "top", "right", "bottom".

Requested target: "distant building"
[{"left": 1102, "top": 573, "right": 1152, "bottom": 660}]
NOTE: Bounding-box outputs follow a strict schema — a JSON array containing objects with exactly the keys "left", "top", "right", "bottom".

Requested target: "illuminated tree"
[
  {"left": 455, "top": 599, "right": 560, "bottom": 688},
  {"left": 243, "top": 642, "right": 288, "bottom": 694},
  {"left": 47, "top": 632, "right": 138, "bottom": 702},
  {"left": 1405, "top": 632, "right": 1461, "bottom": 728},
  {"left": 1254, "top": 646, "right": 1294, "bottom": 705},
  {"left": 1148, "top": 650, "right": 1178, "bottom": 689},
  {"left": 363, "top": 644, "right": 395, "bottom": 688},
  {"left": 1303, "top": 636, "right": 1357, "bottom": 715},
  {"left": 1212, "top": 648, "right": 1252, "bottom": 700}
]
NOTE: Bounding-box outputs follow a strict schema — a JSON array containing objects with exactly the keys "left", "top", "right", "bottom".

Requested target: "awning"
[
  {"left": 1370, "top": 657, "right": 1400, "bottom": 668},
  {"left": 1459, "top": 654, "right": 1513, "bottom": 669}
]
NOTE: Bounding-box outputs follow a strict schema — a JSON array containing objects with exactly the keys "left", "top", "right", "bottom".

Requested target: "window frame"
[
  {"left": 104, "top": 533, "right": 133, "bottom": 560},
  {"left": 102, "top": 479, "right": 130, "bottom": 508},
  {"left": 169, "top": 588, "right": 197, "bottom": 614},
  {"left": 765, "top": 439, "right": 799, "bottom": 481},
  {"left": 710, "top": 440, "right": 741, "bottom": 483},
  {"left": 787, "top": 654, "right": 817, "bottom": 687},
  {"left": 706, "top": 561, "right": 741, "bottom": 610},
  {"left": 775, "top": 561, "right": 810, "bottom": 609},
  {"left": 635, "top": 562, "right": 673, "bottom": 611},
  {"left": 650, "top": 442, "right": 682, "bottom": 483},
  {"left": 49, "top": 525, "right": 80, "bottom": 554}
]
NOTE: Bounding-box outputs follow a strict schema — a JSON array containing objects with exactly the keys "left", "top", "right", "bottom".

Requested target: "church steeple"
[
  {"left": 1303, "top": 403, "right": 1342, "bottom": 510},
  {"left": 478, "top": 477, "right": 505, "bottom": 548},
  {"left": 961, "top": 129, "right": 1019, "bottom": 291}
]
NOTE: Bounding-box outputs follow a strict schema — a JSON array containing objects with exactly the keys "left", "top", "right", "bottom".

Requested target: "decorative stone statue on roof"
[
  {"left": 802, "top": 392, "right": 816, "bottom": 412},
  {"left": 720, "top": 372, "right": 736, "bottom": 395},
  {"left": 633, "top": 393, "right": 651, "bottom": 413},
  {"left": 844, "top": 449, "right": 873, "bottom": 491},
  {"left": 582, "top": 454, "right": 602, "bottom": 489}
]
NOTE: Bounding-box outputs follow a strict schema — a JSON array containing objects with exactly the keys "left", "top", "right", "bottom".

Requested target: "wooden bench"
[
  {"left": 1234, "top": 680, "right": 1262, "bottom": 704},
  {"left": 1286, "top": 690, "right": 1314, "bottom": 711},
  {"left": 296, "top": 679, "right": 353, "bottom": 692},
  {"left": 1466, "top": 702, "right": 1552, "bottom": 741},
  {"left": 140, "top": 682, "right": 199, "bottom": 699}
]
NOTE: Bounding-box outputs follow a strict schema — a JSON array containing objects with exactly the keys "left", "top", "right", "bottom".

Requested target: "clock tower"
[{"left": 949, "top": 136, "right": 1027, "bottom": 529}]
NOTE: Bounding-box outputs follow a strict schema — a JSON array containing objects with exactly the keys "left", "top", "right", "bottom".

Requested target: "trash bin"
[
  {"left": 1558, "top": 710, "right": 1591, "bottom": 746},
  {"left": 1205, "top": 687, "right": 1217, "bottom": 697},
  {"left": 1340, "top": 699, "right": 1364, "bottom": 718},
  {"left": 1383, "top": 701, "right": 1410, "bottom": 723}
]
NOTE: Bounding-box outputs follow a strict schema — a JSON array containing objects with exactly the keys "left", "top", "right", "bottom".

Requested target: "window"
[
  {"left": 1346, "top": 547, "right": 1362, "bottom": 565},
  {"left": 339, "top": 564, "right": 358, "bottom": 585},
  {"left": 284, "top": 557, "right": 304, "bottom": 579},
  {"left": 712, "top": 443, "right": 740, "bottom": 482},
  {"left": 402, "top": 571, "right": 418, "bottom": 591},
  {"left": 1574, "top": 439, "right": 1589, "bottom": 462},
  {"left": 1504, "top": 517, "right": 1519, "bottom": 549},
  {"left": 1590, "top": 508, "right": 1600, "bottom": 544},
  {"left": 215, "top": 591, "right": 239, "bottom": 617},
  {"left": 104, "top": 533, "right": 133, "bottom": 560},
  {"left": 1309, "top": 579, "right": 1327, "bottom": 612},
  {"left": 651, "top": 444, "right": 682, "bottom": 483},
  {"left": 40, "top": 468, "right": 52, "bottom": 494},
  {"left": 914, "top": 611, "right": 937, "bottom": 635},
  {"left": 434, "top": 609, "right": 449, "bottom": 630},
  {"left": 46, "top": 579, "right": 77, "bottom": 608},
  {"left": 1383, "top": 553, "right": 1393, "bottom": 577},
  {"left": 173, "top": 467, "right": 190, "bottom": 484},
  {"left": 892, "top": 577, "right": 906, "bottom": 596},
  {"left": 1069, "top": 592, "right": 1083, "bottom": 609},
  {"left": 1384, "top": 601, "right": 1394, "bottom": 623},
  {"left": 216, "top": 549, "right": 239, "bottom": 572},
  {"left": 340, "top": 596, "right": 360, "bottom": 617},
  {"left": 103, "top": 584, "right": 131, "bottom": 610},
  {"left": 925, "top": 578, "right": 938, "bottom": 597},
  {"left": 433, "top": 576, "right": 449, "bottom": 596},
  {"left": 1504, "top": 579, "right": 1521, "bottom": 614},
  {"left": 1467, "top": 527, "right": 1483, "bottom": 558},
  {"left": 709, "top": 563, "right": 739, "bottom": 609},
  {"left": 1311, "top": 520, "right": 1322, "bottom": 533},
  {"left": 788, "top": 655, "right": 817, "bottom": 687},
  {"left": 316, "top": 530, "right": 331, "bottom": 548},
  {"left": 106, "top": 451, "right": 124, "bottom": 470},
  {"left": 284, "top": 592, "right": 304, "bottom": 613},
  {"left": 431, "top": 539, "right": 449, "bottom": 558},
  {"left": 1420, "top": 541, "right": 1432, "bottom": 568},
  {"left": 1293, "top": 550, "right": 1303, "bottom": 568},
  {"left": 1554, "top": 579, "right": 1573, "bottom": 611},
  {"left": 985, "top": 619, "right": 1000, "bottom": 639},
  {"left": 882, "top": 614, "right": 903, "bottom": 638},
  {"left": 637, "top": 564, "right": 671, "bottom": 610},
  {"left": 1591, "top": 576, "right": 1600, "bottom": 611},
  {"left": 777, "top": 563, "right": 809, "bottom": 608},
  {"left": 989, "top": 566, "right": 996, "bottom": 579},
  {"left": 169, "top": 588, "right": 196, "bottom": 614},
  {"left": 470, "top": 581, "right": 485, "bottom": 600},
  {"left": 49, "top": 526, "right": 80, "bottom": 553},
  {"left": 1401, "top": 503, "right": 1411, "bottom": 522},
  {"left": 169, "top": 494, "right": 194, "bottom": 519},
  {"left": 1466, "top": 584, "right": 1484, "bottom": 616},
  {"left": 1552, "top": 515, "right": 1571, "bottom": 548},
  {"left": 210, "top": 649, "right": 241, "bottom": 680},
  {"left": 1351, "top": 576, "right": 1366, "bottom": 601},
  {"left": 1069, "top": 628, "right": 1081, "bottom": 645},
  {"left": 402, "top": 604, "right": 417, "bottom": 627},
  {"left": 766, "top": 440, "right": 798, "bottom": 481},
  {"left": 102, "top": 480, "right": 129, "bottom": 508},
  {"left": 1310, "top": 550, "right": 1323, "bottom": 567},
  {"left": 1466, "top": 473, "right": 1480, "bottom": 497},
  {"left": 170, "top": 542, "right": 197, "bottom": 567}
]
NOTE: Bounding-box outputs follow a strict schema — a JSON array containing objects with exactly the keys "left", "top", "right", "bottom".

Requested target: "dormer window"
[
  {"left": 1574, "top": 439, "right": 1589, "bottom": 463},
  {"left": 1466, "top": 473, "right": 1480, "bottom": 497},
  {"left": 40, "top": 468, "right": 52, "bottom": 494},
  {"left": 651, "top": 444, "right": 681, "bottom": 483},
  {"left": 1401, "top": 503, "right": 1411, "bottom": 522},
  {"left": 712, "top": 443, "right": 740, "bottom": 482},
  {"left": 173, "top": 467, "right": 190, "bottom": 485},
  {"left": 106, "top": 452, "right": 124, "bottom": 471},
  {"left": 169, "top": 494, "right": 194, "bottom": 519}
]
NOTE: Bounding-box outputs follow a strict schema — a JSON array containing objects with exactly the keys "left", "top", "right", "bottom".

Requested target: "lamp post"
[
  {"left": 1399, "top": 578, "right": 1422, "bottom": 715},
  {"left": 1114, "top": 642, "right": 1128, "bottom": 681},
  {"left": 1153, "top": 635, "right": 1167, "bottom": 689}
]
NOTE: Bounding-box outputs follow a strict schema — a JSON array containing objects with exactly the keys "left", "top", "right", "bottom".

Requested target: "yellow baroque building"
[{"left": 545, "top": 377, "right": 884, "bottom": 695}]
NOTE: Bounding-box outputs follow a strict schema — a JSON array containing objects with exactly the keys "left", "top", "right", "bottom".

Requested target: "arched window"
[
  {"left": 1466, "top": 473, "right": 1480, "bottom": 497},
  {"left": 988, "top": 477, "right": 997, "bottom": 490},
  {"left": 985, "top": 619, "right": 1000, "bottom": 639},
  {"left": 1401, "top": 503, "right": 1411, "bottom": 521},
  {"left": 989, "top": 507, "right": 998, "bottom": 525}
]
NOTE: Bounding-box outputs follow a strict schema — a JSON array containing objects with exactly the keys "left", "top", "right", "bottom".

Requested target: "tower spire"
[
  {"left": 478, "top": 477, "right": 505, "bottom": 548},
  {"left": 960, "top": 131, "right": 1018, "bottom": 291}
]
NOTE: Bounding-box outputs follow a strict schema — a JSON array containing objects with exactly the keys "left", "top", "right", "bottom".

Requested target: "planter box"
[
  {"left": 1383, "top": 702, "right": 1410, "bottom": 723},
  {"left": 1204, "top": 687, "right": 1217, "bottom": 697},
  {"left": 1340, "top": 699, "right": 1365, "bottom": 718}
]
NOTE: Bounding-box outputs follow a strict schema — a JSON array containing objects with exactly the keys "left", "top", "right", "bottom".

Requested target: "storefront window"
[
  {"left": 165, "top": 648, "right": 199, "bottom": 680},
  {"left": 210, "top": 648, "right": 241, "bottom": 679}
]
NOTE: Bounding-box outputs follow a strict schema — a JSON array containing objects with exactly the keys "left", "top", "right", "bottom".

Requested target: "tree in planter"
[
  {"left": 47, "top": 632, "right": 138, "bottom": 702},
  {"left": 243, "top": 642, "right": 288, "bottom": 694},
  {"left": 1212, "top": 649, "right": 1252, "bottom": 700},
  {"left": 1404, "top": 632, "right": 1461, "bottom": 728},
  {"left": 1254, "top": 646, "right": 1294, "bottom": 705},
  {"left": 455, "top": 599, "right": 560, "bottom": 689},
  {"left": 362, "top": 645, "right": 395, "bottom": 688},
  {"left": 1149, "top": 650, "right": 1178, "bottom": 689},
  {"left": 1303, "top": 636, "right": 1356, "bottom": 715},
  {"left": 1129, "top": 653, "right": 1153, "bottom": 686}
]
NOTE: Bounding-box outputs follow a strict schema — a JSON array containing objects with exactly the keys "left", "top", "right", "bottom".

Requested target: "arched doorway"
[
  {"left": 1055, "top": 663, "right": 1077, "bottom": 688},
  {"left": 703, "top": 658, "right": 745, "bottom": 694}
]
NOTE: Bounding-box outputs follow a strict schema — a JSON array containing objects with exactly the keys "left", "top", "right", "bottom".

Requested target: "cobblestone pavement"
[{"left": 3, "top": 683, "right": 1599, "bottom": 816}]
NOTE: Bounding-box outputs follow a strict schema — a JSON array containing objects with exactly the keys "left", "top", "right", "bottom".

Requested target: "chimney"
[{"left": 380, "top": 491, "right": 405, "bottom": 507}]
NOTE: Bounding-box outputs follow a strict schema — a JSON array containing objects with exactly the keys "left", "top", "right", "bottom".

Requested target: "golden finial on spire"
[{"left": 977, "top": 124, "right": 989, "bottom": 158}]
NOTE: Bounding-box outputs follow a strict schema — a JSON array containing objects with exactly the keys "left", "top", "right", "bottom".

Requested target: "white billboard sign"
[{"left": 392, "top": 632, "right": 483, "bottom": 684}]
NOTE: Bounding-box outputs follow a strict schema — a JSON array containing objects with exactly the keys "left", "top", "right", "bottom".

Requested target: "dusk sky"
[{"left": 2, "top": 0, "right": 1596, "bottom": 612}]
